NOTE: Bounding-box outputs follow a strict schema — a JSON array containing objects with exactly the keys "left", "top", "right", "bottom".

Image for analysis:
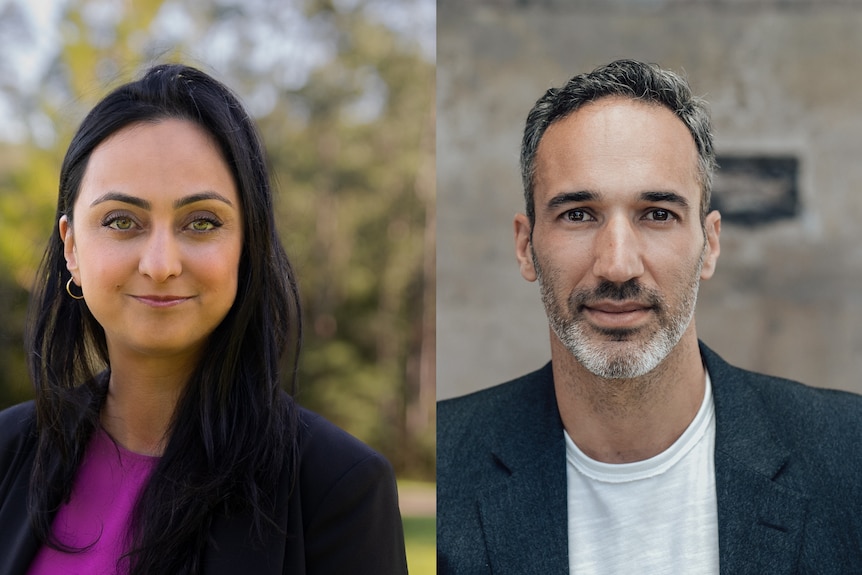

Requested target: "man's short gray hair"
[{"left": 520, "top": 59, "right": 716, "bottom": 226}]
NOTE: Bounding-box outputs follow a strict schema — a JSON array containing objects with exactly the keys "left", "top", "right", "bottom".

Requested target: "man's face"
[{"left": 514, "top": 96, "right": 721, "bottom": 379}]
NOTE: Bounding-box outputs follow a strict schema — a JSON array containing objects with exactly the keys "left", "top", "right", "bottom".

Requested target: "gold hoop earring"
[{"left": 66, "top": 277, "right": 84, "bottom": 300}]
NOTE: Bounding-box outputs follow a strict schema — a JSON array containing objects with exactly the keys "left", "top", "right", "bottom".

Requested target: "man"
[{"left": 437, "top": 60, "right": 862, "bottom": 574}]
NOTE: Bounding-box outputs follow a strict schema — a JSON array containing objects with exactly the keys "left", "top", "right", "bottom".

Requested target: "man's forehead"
[
  {"left": 533, "top": 97, "right": 700, "bottom": 197},
  {"left": 538, "top": 96, "right": 689, "bottom": 146}
]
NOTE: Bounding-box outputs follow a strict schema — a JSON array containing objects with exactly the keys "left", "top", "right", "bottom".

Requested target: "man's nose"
[{"left": 592, "top": 216, "right": 644, "bottom": 284}]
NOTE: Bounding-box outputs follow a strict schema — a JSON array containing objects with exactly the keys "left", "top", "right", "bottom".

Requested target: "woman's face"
[{"left": 60, "top": 119, "right": 243, "bottom": 363}]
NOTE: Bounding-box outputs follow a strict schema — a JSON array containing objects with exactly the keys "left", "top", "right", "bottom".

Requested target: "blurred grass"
[
  {"left": 404, "top": 515, "right": 435, "bottom": 574},
  {"left": 399, "top": 480, "right": 435, "bottom": 575}
]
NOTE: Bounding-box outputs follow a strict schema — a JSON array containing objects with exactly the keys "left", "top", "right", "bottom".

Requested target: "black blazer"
[
  {"left": 0, "top": 401, "right": 408, "bottom": 574},
  {"left": 437, "top": 343, "right": 862, "bottom": 574}
]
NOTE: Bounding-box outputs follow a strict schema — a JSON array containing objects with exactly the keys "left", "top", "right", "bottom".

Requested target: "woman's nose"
[{"left": 138, "top": 228, "right": 182, "bottom": 282}]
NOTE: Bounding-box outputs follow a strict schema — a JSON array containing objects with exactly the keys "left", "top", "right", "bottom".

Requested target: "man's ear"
[
  {"left": 514, "top": 213, "right": 537, "bottom": 282},
  {"left": 59, "top": 215, "right": 80, "bottom": 280},
  {"left": 700, "top": 210, "right": 721, "bottom": 280}
]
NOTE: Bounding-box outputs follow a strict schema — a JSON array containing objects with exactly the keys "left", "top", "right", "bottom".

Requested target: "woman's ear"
[{"left": 59, "top": 215, "right": 79, "bottom": 279}]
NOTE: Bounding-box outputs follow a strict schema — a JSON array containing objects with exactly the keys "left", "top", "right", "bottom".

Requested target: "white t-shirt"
[{"left": 566, "top": 372, "right": 719, "bottom": 574}]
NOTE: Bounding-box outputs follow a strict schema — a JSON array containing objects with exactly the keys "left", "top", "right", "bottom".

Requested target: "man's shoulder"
[
  {"left": 705, "top": 344, "right": 862, "bottom": 432},
  {"left": 438, "top": 363, "right": 554, "bottom": 445},
  {"left": 439, "top": 364, "right": 551, "bottom": 418},
  {"left": 704, "top": 344, "right": 862, "bottom": 483},
  {"left": 729, "top": 367, "right": 862, "bottom": 445},
  {"left": 738, "top": 367, "right": 862, "bottom": 413},
  {"left": 437, "top": 362, "right": 562, "bottom": 484}
]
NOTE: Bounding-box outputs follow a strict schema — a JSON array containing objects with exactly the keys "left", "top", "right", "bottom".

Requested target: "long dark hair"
[{"left": 26, "top": 63, "right": 302, "bottom": 574}]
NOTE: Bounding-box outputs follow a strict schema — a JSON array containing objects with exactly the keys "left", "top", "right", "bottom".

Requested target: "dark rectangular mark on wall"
[{"left": 711, "top": 156, "right": 799, "bottom": 226}]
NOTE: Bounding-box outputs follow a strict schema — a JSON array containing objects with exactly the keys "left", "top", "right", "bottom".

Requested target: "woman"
[{"left": 0, "top": 64, "right": 408, "bottom": 574}]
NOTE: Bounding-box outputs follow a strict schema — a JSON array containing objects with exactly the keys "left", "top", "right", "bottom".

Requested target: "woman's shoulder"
[
  {"left": 295, "top": 406, "right": 393, "bottom": 477},
  {"left": 261, "top": 399, "right": 407, "bottom": 572},
  {"left": 288, "top": 406, "right": 406, "bottom": 572},
  {"left": 0, "top": 401, "right": 37, "bottom": 449},
  {"left": 0, "top": 401, "right": 38, "bottom": 503},
  {"left": 292, "top": 406, "right": 397, "bottom": 511}
]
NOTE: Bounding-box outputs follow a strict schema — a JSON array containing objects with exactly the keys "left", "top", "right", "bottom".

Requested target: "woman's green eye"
[
  {"left": 109, "top": 218, "right": 134, "bottom": 230},
  {"left": 191, "top": 219, "right": 215, "bottom": 231}
]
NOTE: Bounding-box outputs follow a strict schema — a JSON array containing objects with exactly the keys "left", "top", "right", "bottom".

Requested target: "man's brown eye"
[{"left": 565, "top": 209, "right": 587, "bottom": 222}]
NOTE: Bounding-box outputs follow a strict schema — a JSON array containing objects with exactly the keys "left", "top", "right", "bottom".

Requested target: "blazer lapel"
[
  {"left": 477, "top": 364, "right": 569, "bottom": 575},
  {"left": 703, "top": 344, "right": 808, "bottom": 575}
]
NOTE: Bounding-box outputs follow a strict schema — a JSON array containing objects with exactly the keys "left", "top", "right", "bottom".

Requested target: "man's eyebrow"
[
  {"left": 88, "top": 191, "right": 234, "bottom": 210},
  {"left": 640, "top": 191, "right": 691, "bottom": 209},
  {"left": 545, "top": 190, "right": 600, "bottom": 211}
]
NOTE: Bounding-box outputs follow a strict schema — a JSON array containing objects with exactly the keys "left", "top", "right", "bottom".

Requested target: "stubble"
[{"left": 532, "top": 242, "right": 705, "bottom": 380}]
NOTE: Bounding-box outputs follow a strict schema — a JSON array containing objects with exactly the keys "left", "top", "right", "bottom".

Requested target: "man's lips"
[
  {"left": 585, "top": 301, "right": 652, "bottom": 314},
  {"left": 131, "top": 295, "right": 193, "bottom": 308},
  {"left": 582, "top": 301, "right": 653, "bottom": 327}
]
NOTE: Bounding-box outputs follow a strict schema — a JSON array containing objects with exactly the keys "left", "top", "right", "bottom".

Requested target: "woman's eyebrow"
[
  {"left": 90, "top": 192, "right": 150, "bottom": 209},
  {"left": 88, "top": 191, "right": 234, "bottom": 210},
  {"left": 174, "top": 191, "right": 234, "bottom": 209}
]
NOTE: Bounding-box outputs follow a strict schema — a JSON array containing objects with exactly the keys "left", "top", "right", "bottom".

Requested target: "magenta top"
[{"left": 27, "top": 428, "right": 159, "bottom": 575}]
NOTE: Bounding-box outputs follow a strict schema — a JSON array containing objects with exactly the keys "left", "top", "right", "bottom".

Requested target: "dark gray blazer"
[
  {"left": 0, "top": 401, "right": 408, "bottom": 575},
  {"left": 437, "top": 343, "right": 862, "bottom": 574}
]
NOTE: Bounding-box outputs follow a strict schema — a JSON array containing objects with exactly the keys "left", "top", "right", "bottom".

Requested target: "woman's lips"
[{"left": 131, "top": 295, "right": 193, "bottom": 308}]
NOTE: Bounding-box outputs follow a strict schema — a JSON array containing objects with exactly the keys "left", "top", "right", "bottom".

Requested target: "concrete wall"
[{"left": 438, "top": 0, "right": 862, "bottom": 399}]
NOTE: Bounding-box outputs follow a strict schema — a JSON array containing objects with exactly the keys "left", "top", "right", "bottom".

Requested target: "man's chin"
[
  {"left": 560, "top": 331, "right": 669, "bottom": 379},
  {"left": 591, "top": 326, "right": 643, "bottom": 342},
  {"left": 579, "top": 349, "right": 661, "bottom": 380}
]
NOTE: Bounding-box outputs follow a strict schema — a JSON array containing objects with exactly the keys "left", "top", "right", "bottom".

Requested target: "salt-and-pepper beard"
[{"left": 532, "top": 239, "right": 706, "bottom": 380}]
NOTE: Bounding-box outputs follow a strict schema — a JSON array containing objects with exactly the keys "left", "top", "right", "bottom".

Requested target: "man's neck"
[{"left": 552, "top": 330, "right": 706, "bottom": 464}]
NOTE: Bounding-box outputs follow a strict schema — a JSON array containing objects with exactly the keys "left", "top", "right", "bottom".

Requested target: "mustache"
[{"left": 570, "top": 279, "right": 663, "bottom": 310}]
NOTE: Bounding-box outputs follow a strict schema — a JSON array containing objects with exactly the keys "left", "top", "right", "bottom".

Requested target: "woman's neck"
[{"left": 100, "top": 350, "right": 196, "bottom": 456}]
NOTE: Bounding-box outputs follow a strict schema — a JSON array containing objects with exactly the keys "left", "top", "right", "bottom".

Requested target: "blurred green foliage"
[
  {"left": 404, "top": 514, "right": 436, "bottom": 574},
  {"left": 0, "top": 0, "right": 435, "bottom": 479}
]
